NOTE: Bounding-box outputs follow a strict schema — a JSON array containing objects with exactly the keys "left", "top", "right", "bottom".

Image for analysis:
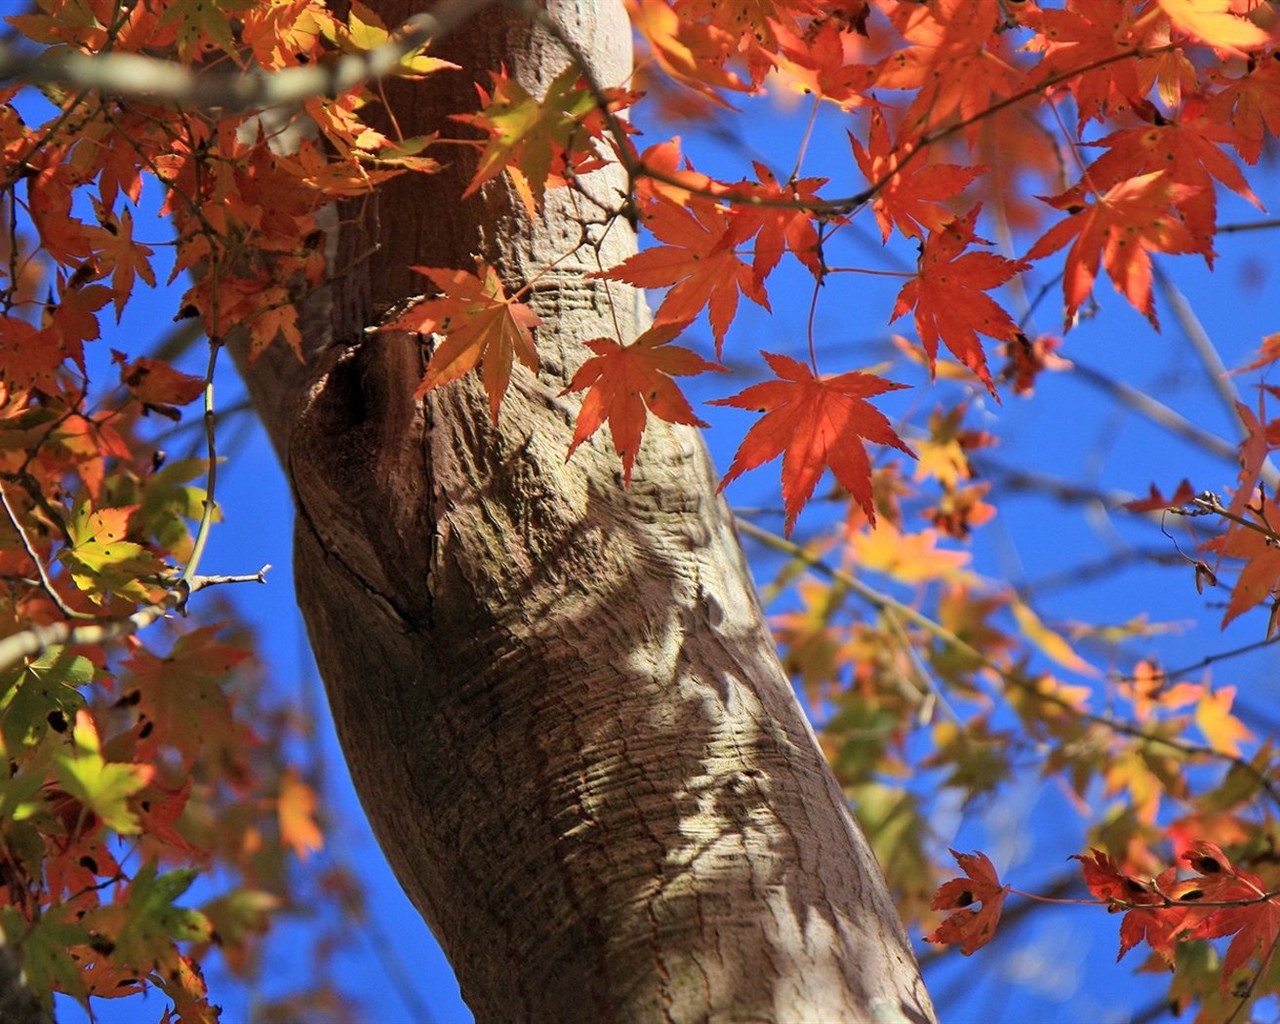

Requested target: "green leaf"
[
  {"left": 0, "top": 647, "right": 90, "bottom": 752},
  {"left": 60, "top": 500, "right": 164, "bottom": 604},
  {"left": 54, "top": 712, "right": 153, "bottom": 834},
  {"left": 2, "top": 904, "right": 92, "bottom": 1015},
  {"left": 106, "top": 862, "right": 212, "bottom": 968}
]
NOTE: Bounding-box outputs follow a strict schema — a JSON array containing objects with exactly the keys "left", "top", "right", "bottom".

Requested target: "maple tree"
[{"left": 1, "top": 0, "right": 1280, "bottom": 1020}]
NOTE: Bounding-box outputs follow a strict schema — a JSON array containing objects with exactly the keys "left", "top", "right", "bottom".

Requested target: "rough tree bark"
[{"left": 233, "top": 2, "right": 938, "bottom": 1021}]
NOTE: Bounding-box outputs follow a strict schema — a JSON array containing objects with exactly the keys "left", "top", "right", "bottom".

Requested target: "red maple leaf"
[
  {"left": 724, "top": 161, "right": 826, "bottom": 283},
  {"left": 561, "top": 322, "right": 723, "bottom": 484},
  {"left": 891, "top": 207, "right": 1027, "bottom": 392},
  {"left": 711, "top": 351, "right": 913, "bottom": 533},
  {"left": 384, "top": 264, "right": 541, "bottom": 423},
  {"left": 927, "top": 849, "right": 1011, "bottom": 955},
  {"left": 594, "top": 196, "right": 768, "bottom": 355},
  {"left": 1072, "top": 848, "right": 1186, "bottom": 963},
  {"left": 876, "top": 0, "right": 1020, "bottom": 136},
  {"left": 1026, "top": 171, "right": 1200, "bottom": 329},
  {"left": 1073, "top": 99, "right": 1262, "bottom": 250},
  {"left": 1179, "top": 841, "right": 1280, "bottom": 990},
  {"left": 1019, "top": 0, "right": 1150, "bottom": 129},
  {"left": 850, "top": 108, "right": 983, "bottom": 242}
]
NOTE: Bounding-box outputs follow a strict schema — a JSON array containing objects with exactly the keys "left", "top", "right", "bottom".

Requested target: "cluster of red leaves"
[
  {"left": 933, "top": 841, "right": 1280, "bottom": 1001},
  {"left": 397, "top": 0, "right": 1276, "bottom": 540},
  {"left": 0, "top": 0, "right": 452, "bottom": 1017}
]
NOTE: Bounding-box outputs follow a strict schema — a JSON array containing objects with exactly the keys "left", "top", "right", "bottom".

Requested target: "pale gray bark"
[{"left": 233, "top": 2, "right": 937, "bottom": 1021}]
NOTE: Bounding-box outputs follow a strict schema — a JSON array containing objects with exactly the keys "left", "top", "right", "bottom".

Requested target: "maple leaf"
[
  {"left": 156, "top": 0, "right": 249, "bottom": 61},
  {"left": 561, "top": 322, "right": 723, "bottom": 484},
  {"left": 97, "top": 861, "right": 213, "bottom": 966},
  {"left": 926, "top": 849, "right": 1011, "bottom": 955},
  {"left": 875, "top": 0, "right": 1020, "bottom": 136},
  {"left": 1179, "top": 842, "right": 1280, "bottom": 989},
  {"left": 0, "top": 316, "right": 59, "bottom": 391},
  {"left": 1026, "top": 171, "right": 1200, "bottom": 329},
  {"left": 334, "top": 1, "right": 459, "bottom": 78},
  {"left": 455, "top": 64, "right": 613, "bottom": 208},
  {"left": 771, "top": 14, "right": 877, "bottom": 109},
  {"left": 60, "top": 501, "right": 165, "bottom": 604},
  {"left": 1157, "top": 0, "right": 1272, "bottom": 52},
  {"left": 279, "top": 768, "right": 324, "bottom": 861},
  {"left": 891, "top": 207, "right": 1028, "bottom": 392},
  {"left": 724, "top": 162, "right": 826, "bottom": 283},
  {"left": 384, "top": 265, "right": 541, "bottom": 423},
  {"left": 1072, "top": 849, "right": 1186, "bottom": 963},
  {"left": 711, "top": 351, "right": 913, "bottom": 534},
  {"left": 1123, "top": 478, "right": 1196, "bottom": 513},
  {"left": 1019, "top": 0, "right": 1150, "bottom": 129},
  {"left": 850, "top": 110, "right": 983, "bottom": 243},
  {"left": 113, "top": 352, "right": 205, "bottom": 416},
  {"left": 627, "top": 0, "right": 750, "bottom": 103},
  {"left": 1195, "top": 685, "right": 1254, "bottom": 757},
  {"left": 1210, "top": 55, "right": 1280, "bottom": 163},
  {"left": 55, "top": 711, "right": 154, "bottom": 835},
  {"left": 124, "top": 626, "right": 249, "bottom": 769},
  {"left": 49, "top": 281, "right": 112, "bottom": 372},
  {"left": 1200, "top": 521, "right": 1280, "bottom": 626},
  {"left": 1076, "top": 101, "right": 1263, "bottom": 250},
  {"left": 92, "top": 203, "right": 156, "bottom": 321},
  {"left": 594, "top": 197, "right": 768, "bottom": 355}
]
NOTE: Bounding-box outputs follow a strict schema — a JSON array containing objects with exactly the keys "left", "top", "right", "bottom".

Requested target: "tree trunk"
[{"left": 233, "top": 2, "right": 937, "bottom": 1021}]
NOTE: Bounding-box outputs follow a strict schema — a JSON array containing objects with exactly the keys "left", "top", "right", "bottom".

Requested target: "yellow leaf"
[
  {"left": 1011, "top": 600, "right": 1095, "bottom": 675},
  {"left": 1196, "top": 685, "right": 1254, "bottom": 758},
  {"left": 278, "top": 769, "right": 323, "bottom": 861}
]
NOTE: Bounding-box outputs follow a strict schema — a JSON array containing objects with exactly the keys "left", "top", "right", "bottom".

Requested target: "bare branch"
[
  {"left": 0, "top": 566, "right": 270, "bottom": 674},
  {"left": 0, "top": 0, "right": 492, "bottom": 111}
]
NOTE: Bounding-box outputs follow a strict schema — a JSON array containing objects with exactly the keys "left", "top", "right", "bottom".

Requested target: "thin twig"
[
  {"left": 1070, "top": 360, "right": 1240, "bottom": 463},
  {"left": 0, "top": 566, "right": 270, "bottom": 674},
  {"left": 1153, "top": 261, "right": 1280, "bottom": 491}
]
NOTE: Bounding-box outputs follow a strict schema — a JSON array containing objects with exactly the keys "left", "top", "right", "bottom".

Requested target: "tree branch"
[
  {"left": 0, "top": 0, "right": 492, "bottom": 110},
  {"left": 0, "top": 566, "right": 270, "bottom": 673}
]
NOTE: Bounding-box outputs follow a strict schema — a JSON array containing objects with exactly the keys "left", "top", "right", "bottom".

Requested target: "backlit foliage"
[{"left": 1, "top": 0, "right": 1280, "bottom": 1019}]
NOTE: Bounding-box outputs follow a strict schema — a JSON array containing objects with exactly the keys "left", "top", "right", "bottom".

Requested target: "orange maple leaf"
[
  {"left": 891, "top": 207, "right": 1027, "bottom": 392},
  {"left": 927, "top": 849, "right": 1011, "bottom": 955},
  {"left": 876, "top": 0, "right": 1020, "bottom": 136},
  {"left": 561, "top": 322, "right": 723, "bottom": 484},
  {"left": 594, "top": 196, "right": 768, "bottom": 355},
  {"left": 711, "top": 351, "right": 913, "bottom": 534},
  {"left": 1020, "top": 0, "right": 1151, "bottom": 130},
  {"left": 1074, "top": 99, "right": 1262, "bottom": 249},
  {"left": 1026, "top": 171, "right": 1200, "bottom": 329},
  {"left": 384, "top": 265, "right": 541, "bottom": 423},
  {"left": 1210, "top": 54, "right": 1280, "bottom": 163},
  {"left": 1201, "top": 520, "right": 1280, "bottom": 627},
  {"left": 92, "top": 202, "right": 157, "bottom": 321},
  {"left": 627, "top": 0, "right": 750, "bottom": 103},
  {"left": 850, "top": 109, "right": 983, "bottom": 242},
  {"left": 279, "top": 768, "right": 324, "bottom": 862}
]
